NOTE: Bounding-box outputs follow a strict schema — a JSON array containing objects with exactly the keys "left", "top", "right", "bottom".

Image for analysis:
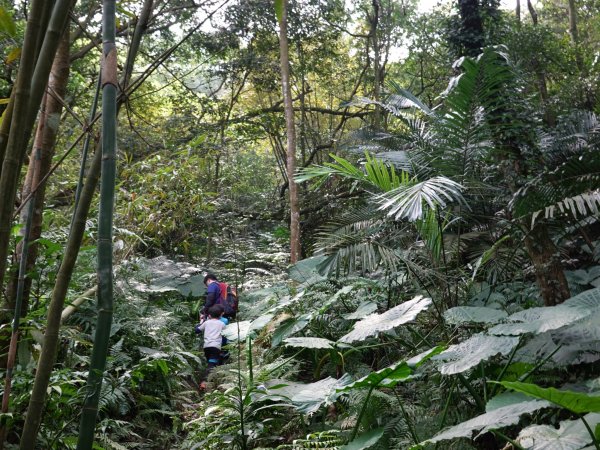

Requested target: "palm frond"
[
  {"left": 378, "top": 177, "right": 466, "bottom": 222},
  {"left": 314, "top": 206, "right": 411, "bottom": 275},
  {"left": 511, "top": 111, "right": 600, "bottom": 221},
  {"left": 531, "top": 190, "right": 600, "bottom": 226},
  {"left": 296, "top": 152, "right": 408, "bottom": 193}
]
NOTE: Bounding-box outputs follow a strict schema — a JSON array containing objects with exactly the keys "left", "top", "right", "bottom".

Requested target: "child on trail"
[{"left": 195, "top": 304, "right": 227, "bottom": 371}]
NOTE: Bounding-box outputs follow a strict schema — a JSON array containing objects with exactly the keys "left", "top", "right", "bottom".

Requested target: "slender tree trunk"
[
  {"left": 5, "top": 28, "right": 70, "bottom": 328},
  {"left": 0, "top": 147, "right": 39, "bottom": 450},
  {"left": 120, "top": 0, "right": 153, "bottom": 91},
  {"left": 516, "top": 0, "right": 520, "bottom": 24},
  {"left": 527, "top": 0, "right": 537, "bottom": 24},
  {"left": 369, "top": 0, "right": 382, "bottom": 129},
  {"left": 567, "top": 0, "right": 583, "bottom": 72},
  {"left": 21, "top": 1, "right": 155, "bottom": 442},
  {"left": 0, "top": 0, "right": 49, "bottom": 297},
  {"left": 77, "top": 0, "right": 117, "bottom": 446},
  {"left": 19, "top": 144, "right": 102, "bottom": 450},
  {"left": 0, "top": 0, "right": 71, "bottom": 312},
  {"left": 278, "top": 0, "right": 301, "bottom": 264},
  {"left": 526, "top": 0, "right": 554, "bottom": 126}
]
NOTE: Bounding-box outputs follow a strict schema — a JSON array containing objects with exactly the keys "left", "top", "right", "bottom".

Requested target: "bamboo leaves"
[{"left": 0, "top": 6, "right": 16, "bottom": 37}]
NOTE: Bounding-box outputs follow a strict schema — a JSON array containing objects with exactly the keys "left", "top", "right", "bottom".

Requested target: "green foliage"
[
  {"left": 417, "top": 400, "right": 553, "bottom": 447},
  {"left": 341, "top": 427, "right": 384, "bottom": 450},
  {"left": 339, "top": 295, "right": 432, "bottom": 343},
  {"left": 443, "top": 306, "right": 508, "bottom": 325},
  {"left": 433, "top": 334, "right": 519, "bottom": 375},
  {"left": 498, "top": 382, "right": 600, "bottom": 415},
  {"left": 8, "top": 0, "right": 600, "bottom": 448},
  {"left": 516, "top": 413, "right": 600, "bottom": 450},
  {"left": 0, "top": 5, "right": 16, "bottom": 37}
]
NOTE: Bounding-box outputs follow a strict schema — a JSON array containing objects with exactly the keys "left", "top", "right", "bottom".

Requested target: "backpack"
[{"left": 217, "top": 282, "right": 238, "bottom": 316}]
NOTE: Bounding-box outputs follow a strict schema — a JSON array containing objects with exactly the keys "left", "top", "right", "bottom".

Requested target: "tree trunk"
[
  {"left": 278, "top": 0, "right": 301, "bottom": 264},
  {"left": 458, "top": 0, "right": 484, "bottom": 56},
  {"left": 21, "top": 0, "right": 154, "bottom": 442},
  {"left": 516, "top": 0, "right": 520, "bottom": 24},
  {"left": 0, "top": 147, "right": 38, "bottom": 450},
  {"left": 0, "top": 0, "right": 71, "bottom": 306},
  {"left": 526, "top": 0, "right": 537, "bottom": 24},
  {"left": 0, "top": 0, "right": 49, "bottom": 297},
  {"left": 523, "top": 224, "right": 571, "bottom": 307},
  {"left": 19, "top": 144, "right": 102, "bottom": 450},
  {"left": 567, "top": 0, "right": 584, "bottom": 72},
  {"left": 76, "top": 0, "right": 118, "bottom": 446},
  {"left": 5, "top": 28, "right": 70, "bottom": 329},
  {"left": 369, "top": 0, "right": 382, "bottom": 129},
  {"left": 485, "top": 55, "right": 570, "bottom": 306},
  {"left": 526, "top": 0, "right": 554, "bottom": 126}
]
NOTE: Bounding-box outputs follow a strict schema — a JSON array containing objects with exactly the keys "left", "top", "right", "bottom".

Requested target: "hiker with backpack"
[{"left": 201, "top": 273, "right": 238, "bottom": 321}]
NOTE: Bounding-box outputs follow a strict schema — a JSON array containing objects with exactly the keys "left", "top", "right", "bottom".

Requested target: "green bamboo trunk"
[
  {"left": 0, "top": 149, "right": 38, "bottom": 449},
  {"left": 0, "top": 0, "right": 71, "bottom": 316},
  {"left": 19, "top": 149, "right": 102, "bottom": 450},
  {"left": 0, "top": 0, "right": 48, "bottom": 292},
  {"left": 76, "top": 0, "right": 117, "bottom": 447}
]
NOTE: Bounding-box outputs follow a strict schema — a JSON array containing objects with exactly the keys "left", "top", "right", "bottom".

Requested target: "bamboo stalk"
[
  {"left": 0, "top": 148, "right": 39, "bottom": 450},
  {"left": 0, "top": 0, "right": 49, "bottom": 294},
  {"left": 72, "top": 75, "right": 101, "bottom": 219},
  {"left": 60, "top": 286, "right": 98, "bottom": 323},
  {"left": 19, "top": 148, "right": 102, "bottom": 450},
  {"left": 76, "top": 0, "right": 117, "bottom": 446}
]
